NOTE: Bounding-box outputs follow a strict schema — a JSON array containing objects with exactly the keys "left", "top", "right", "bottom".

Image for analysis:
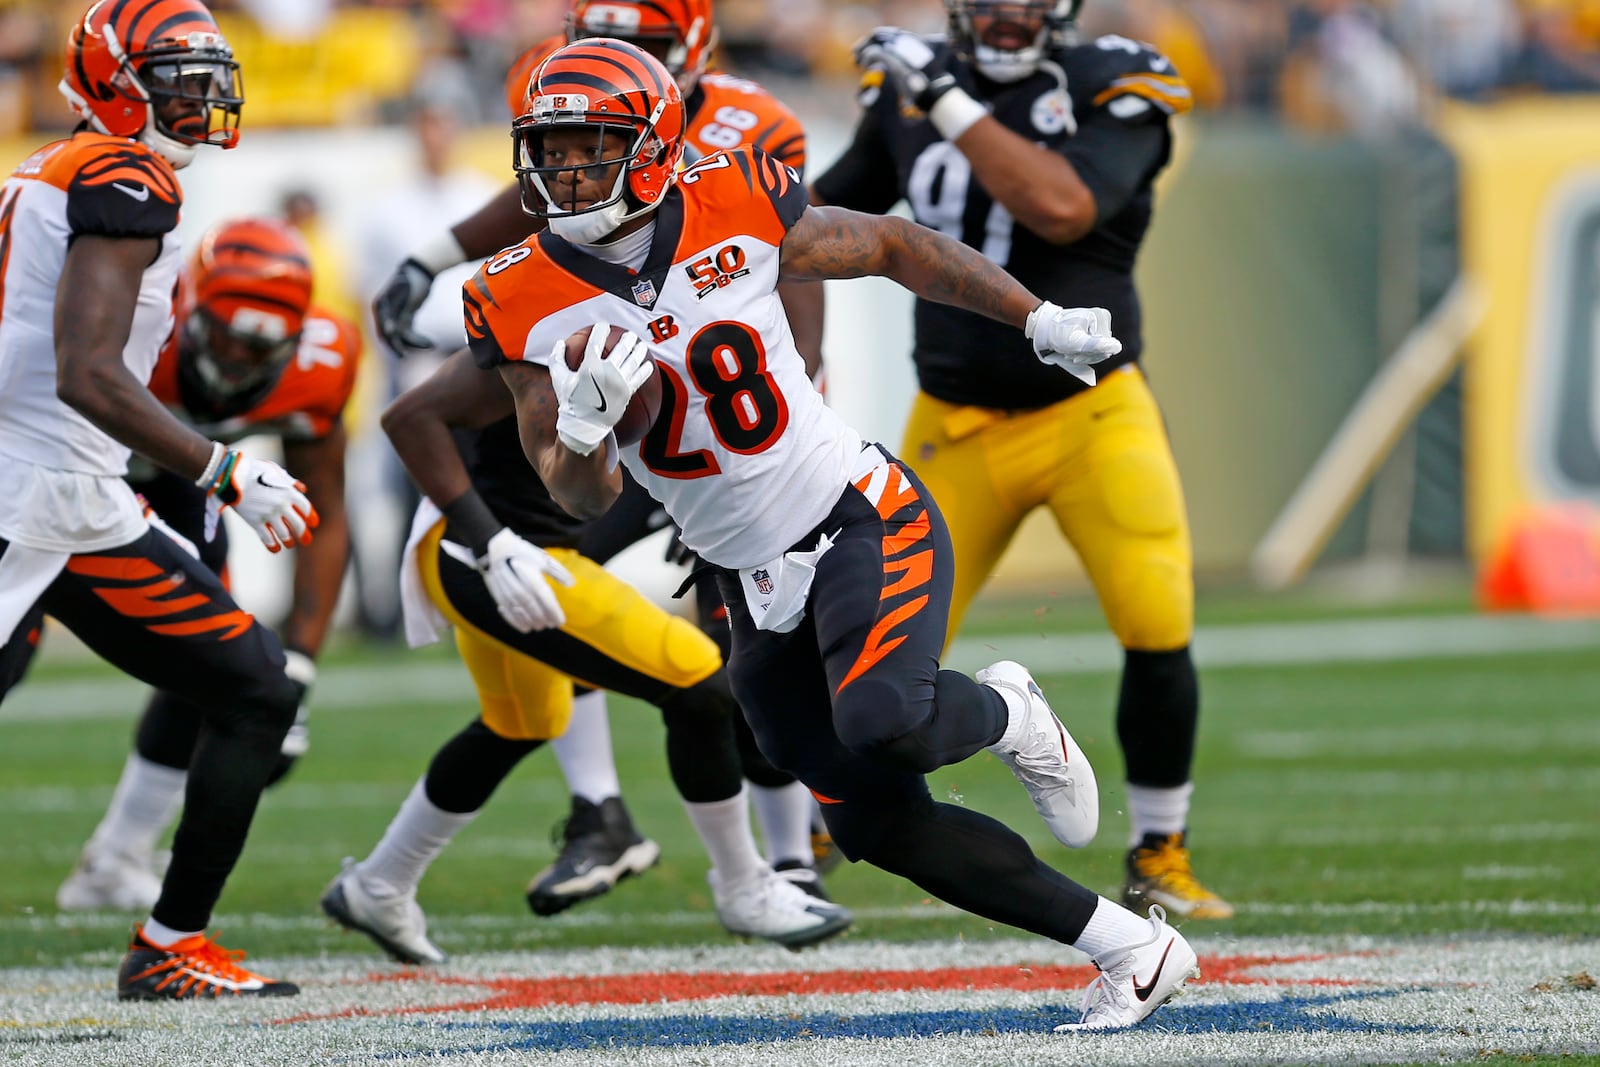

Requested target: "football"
[{"left": 562, "top": 324, "right": 662, "bottom": 447}]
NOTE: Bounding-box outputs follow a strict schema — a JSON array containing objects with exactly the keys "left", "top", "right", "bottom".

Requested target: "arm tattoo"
[
  {"left": 885, "top": 219, "right": 1031, "bottom": 325},
  {"left": 779, "top": 206, "right": 884, "bottom": 281}
]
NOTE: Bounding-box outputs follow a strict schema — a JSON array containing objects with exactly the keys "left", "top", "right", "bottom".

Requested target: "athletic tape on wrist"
[
  {"left": 194, "top": 441, "right": 226, "bottom": 490},
  {"left": 929, "top": 89, "right": 988, "bottom": 142},
  {"left": 410, "top": 230, "right": 469, "bottom": 276}
]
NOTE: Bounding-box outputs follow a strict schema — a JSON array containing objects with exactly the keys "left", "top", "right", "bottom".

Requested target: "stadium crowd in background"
[{"left": 6, "top": 0, "right": 1600, "bottom": 140}]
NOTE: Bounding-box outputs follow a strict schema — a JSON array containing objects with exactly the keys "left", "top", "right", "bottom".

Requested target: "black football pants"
[
  {"left": 715, "top": 446, "right": 1100, "bottom": 944},
  {"left": 0, "top": 529, "right": 297, "bottom": 932}
]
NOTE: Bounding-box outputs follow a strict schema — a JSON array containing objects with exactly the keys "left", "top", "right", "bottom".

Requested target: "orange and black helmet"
[
  {"left": 59, "top": 0, "right": 242, "bottom": 168},
  {"left": 567, "top": 0, "right": 716, "bottom": 95},
  {"left": 179, "top": 218, "right": 312, "bottom": 413},
  {"left": 513, "top": 38, "right": 687, "bottom": 229}
]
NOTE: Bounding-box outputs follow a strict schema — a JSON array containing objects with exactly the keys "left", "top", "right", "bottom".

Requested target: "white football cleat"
[
  {"left": 710, "top": 865, "right": 853, "bottom": 949},
  {"left": 1056, "top": 904, "right": 1199, "bottom": 1031},
  {"left": 979, "top": 660, "right": 1099, "bottom": 847},
  {"left": 320, "top": 859, "right": 446, "bottom": 965},
  {"left": 56, "top": 849, "right": 162, "bottom": 912}
]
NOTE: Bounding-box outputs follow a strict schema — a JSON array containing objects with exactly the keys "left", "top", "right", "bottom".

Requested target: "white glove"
[
  {"left": 547, "top": 322, "right": 654, "bottom": 456},
  {"left": 472, "top": 527, "right": 576, "bottom": 633},
  {"left": 1025, "top": 303, "right": 1123, "bottom": 386},
  {"left": 854, "top": 28, "right": 956, "bottom": 111},
  {"left": 198, "top": 445, "right": 319, "bottom": 553}
]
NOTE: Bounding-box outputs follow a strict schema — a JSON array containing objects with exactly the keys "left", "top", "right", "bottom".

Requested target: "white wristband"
[
  {"left": 410, "top": 229, "right": 469, "bottom": 275},
  {"left": 929, "top": 89, "right": 988, "bottom": 142},
  {"left": 283, "top": 649, "right": 316, "bottom": 687},
  {"left": 194, "top": 440, "right": 226, "bottom": 489}
]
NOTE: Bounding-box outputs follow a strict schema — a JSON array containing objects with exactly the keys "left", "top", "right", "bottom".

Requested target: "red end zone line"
[{"left": 274, "top": 954, "right": 1369, "bottom": 1024}]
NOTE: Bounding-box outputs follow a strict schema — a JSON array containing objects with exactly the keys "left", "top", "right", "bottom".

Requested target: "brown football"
[{"left": 562, "top": 324, "right": 662, "bottom": 447}]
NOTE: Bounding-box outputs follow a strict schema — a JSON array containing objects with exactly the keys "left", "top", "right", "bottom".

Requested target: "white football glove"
[
  {"left": 471, "top": 527, "right": 576, "bottom": 633},
  {"left": 547, "top": 322, "right": 654, "bottom": 456},
  {"left": 853, "top": 28, "right": 957, "bottom": 112},
  {"left": 199, "top": 447, "right": 319, "bottom": 553},
  {"left": 1025, "top": 303, "right": 1123, "bottom": 386}
]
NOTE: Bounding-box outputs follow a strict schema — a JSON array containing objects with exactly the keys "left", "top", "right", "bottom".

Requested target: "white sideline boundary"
[{"left": 4, "top": 612, "right": 1599, "bottom": 724}]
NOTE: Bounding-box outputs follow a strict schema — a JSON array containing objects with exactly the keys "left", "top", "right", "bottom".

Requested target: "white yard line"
[{"left": 4, "top": 613, "right": 1598, "bottom": 724}]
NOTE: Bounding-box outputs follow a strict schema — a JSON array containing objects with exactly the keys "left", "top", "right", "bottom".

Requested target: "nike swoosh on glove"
[
  {"left": 1025, "top": 303, "right": 1123, "bottom": 386},
  {"left": 206, "top": 450, "right": 320, "bottom": 552},
  {"left": 547, "top": 322, "right": 655, "bottom": 456},
  {"left": 473, "top": 528, "right": 576, "bottom": 633},
  {"left": 372, "top": 258, "right": 436, "bottom": 355},
  {"left": 853, "top": 27, "right": 957, "bottom": 111}
]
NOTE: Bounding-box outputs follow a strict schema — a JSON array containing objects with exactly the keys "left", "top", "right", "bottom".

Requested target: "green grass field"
[{"left": 3, "top": 582, "right": 1596, "bottom": 971}]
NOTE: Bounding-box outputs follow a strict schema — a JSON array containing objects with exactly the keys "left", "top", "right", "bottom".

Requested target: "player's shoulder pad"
[
  {"left": 463, "top": 238, "right": 543, "bottom": 369},
  {"left": 681, "top": 145, "right": 807, "bottom": 234},
  {"left": 700, "top": 73, "right": 807, "bottom": 173},
  {"left": 1064, "top": 34, "right": 1191, "bottom": 122},
  {"left": 48, "top": 134, "right": 182, "bottom": 239}
]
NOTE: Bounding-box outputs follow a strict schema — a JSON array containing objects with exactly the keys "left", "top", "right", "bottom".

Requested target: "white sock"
[
  {"left": 682, "top": 785, "right": 764, "bottom": 886},
  {"left": 87, "top": 754, "right": 186, "bottom": 862},
  {"left": 357, "top": 778, "right": 477, "bottom": 898},
  {"left": 1125, "top": 782, "right": 1193, "bottom": 845},
  {"left": 1073, "top": 896, "right": 1156, "bottom": 960},
  {"left": 982, "top": 678, "right": 1028, "bottom": 751},
  {"left": 140, "top": 917, "right": 201, "bottom": 948},
  {"left": 550, "top": 691, "right": 623, "bottom": 804},
  {"left": 750, "top": 781, "right": 814, "bottom": 867}
]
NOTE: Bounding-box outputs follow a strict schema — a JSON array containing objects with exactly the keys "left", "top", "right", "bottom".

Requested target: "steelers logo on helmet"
[
  {"left": 179, "top": 218, "right": 313, "bottom": 418},
  {"left": 566, "top": 0, "right": 717, "bottom": 95},
  {"left": 512, "top": 38, "right": 688, "bottom": 245},
  {"left": 945, "top": 0, "right": 1083, "bottom": 82},
  {"left": 58, "top": 0, "right": 244, "bottom": 169}
]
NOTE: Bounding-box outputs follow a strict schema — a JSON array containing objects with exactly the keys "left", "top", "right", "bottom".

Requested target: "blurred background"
[{"left": 6, "top": 0, "right": 1600, "bottom": 635}]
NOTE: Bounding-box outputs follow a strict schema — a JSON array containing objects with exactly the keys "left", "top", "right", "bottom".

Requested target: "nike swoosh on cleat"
[
  {"left": 589, "top": 377, "right": 608, "bottom": 412},
  {"left": 1132, "top": 940, "right": 1175, "bottom": 1002},
  {"left": 111, "top": 182, "right": 150, "bottom": 202}
]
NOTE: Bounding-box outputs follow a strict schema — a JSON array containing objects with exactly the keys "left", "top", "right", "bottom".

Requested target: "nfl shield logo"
[
  {"left": 631, "top": 277, "right": 657, "bottom": 306},
  {"left": 752, "top": 568, "right": 774, "bottom": 596}
]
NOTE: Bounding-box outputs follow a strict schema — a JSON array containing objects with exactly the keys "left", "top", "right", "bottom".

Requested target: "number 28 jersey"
[{"left": 465, "top": 147, "right": 860, "bottom": 569}]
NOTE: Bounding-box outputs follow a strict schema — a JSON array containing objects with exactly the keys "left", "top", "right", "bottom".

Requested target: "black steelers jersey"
[
  {"left": 813, "top": 34, "right": 1191, "bottom": 410},
  {"left": 453, "top": 417, "right": 587, "bottom": 549}
]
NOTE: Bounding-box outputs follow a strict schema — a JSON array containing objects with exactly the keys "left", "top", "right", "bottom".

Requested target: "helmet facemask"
[
  {"left": 58, "top": 2, "right": 244, "bottom": 170},
  {"left": 513, "top": 97, "right": 677, "bottom": 244},
  {"left": 181, "top": 305, "right": 300, "bottom": 414},
  {"left": 948, "top": 0, "right": 1072, "bottom": 82}
]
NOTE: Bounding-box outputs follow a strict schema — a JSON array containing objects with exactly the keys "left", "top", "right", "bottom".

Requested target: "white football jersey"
[
  {"left": 467, "top": 147, "right": 861, "bottom": 568},
  {"left": 0, "top": 133, "right": 184, "bottom": 478}
]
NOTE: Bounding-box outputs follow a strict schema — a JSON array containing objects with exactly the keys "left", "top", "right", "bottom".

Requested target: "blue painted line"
[{"left": 369, "top": 991, "right": 1439, "bottom": 1059}]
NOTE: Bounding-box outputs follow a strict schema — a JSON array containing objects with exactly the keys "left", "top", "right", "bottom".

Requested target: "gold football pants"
[
  {"left": 901, "top": 364, "right": 1194, "bottom": 652},
  {"left": 416, "top": 520, "right": 722, "bottom": 740}
]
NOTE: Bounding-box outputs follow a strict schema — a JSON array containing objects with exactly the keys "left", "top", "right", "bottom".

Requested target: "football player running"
[
  {"left": 0, "top": 0, "right": 309, "bottom": 999},
  {"left": 811, "top": 0, "right": 1233, "bottom": 921},
  {"left": 370, "top": 0, "right": 834, "bottom": 914},
  {"left": 55, "top": 218, "right": 359, "bottom": 915},
  {"left": 472, "top": 38, "right": 1195, "bottom": 1030}
]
